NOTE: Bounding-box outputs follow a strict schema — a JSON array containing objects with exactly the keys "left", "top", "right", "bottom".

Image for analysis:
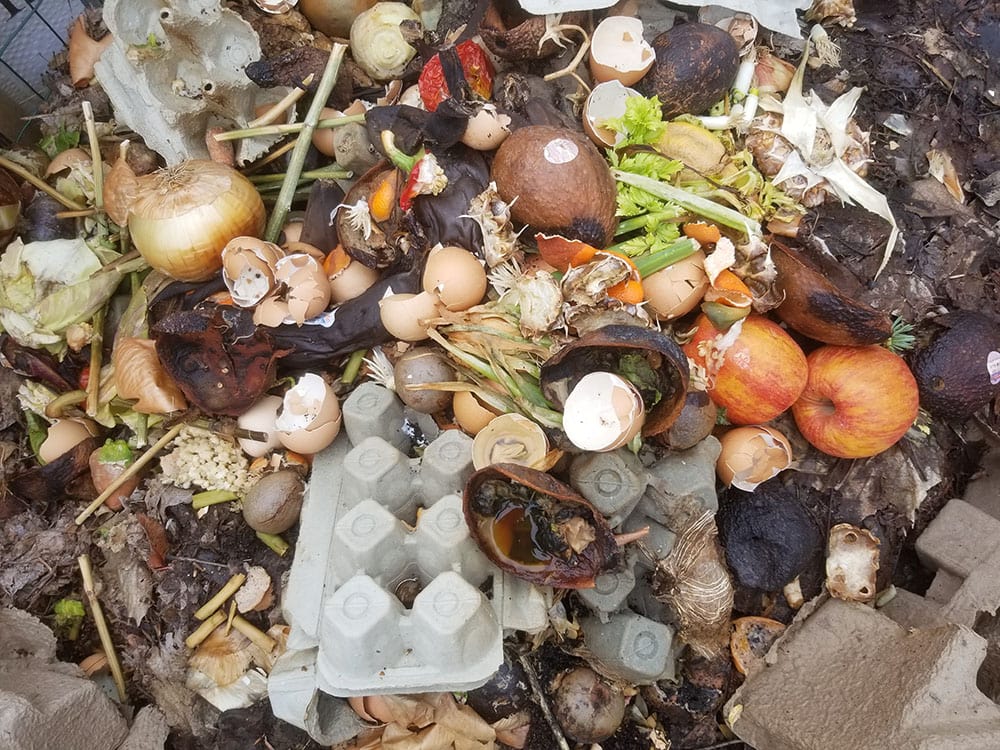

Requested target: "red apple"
[
  {"left": 683, "top": 313, "right": 808, "bottom": 425},
  {"left": 792, "top": 345, "right": 919, "bottom": 459}
]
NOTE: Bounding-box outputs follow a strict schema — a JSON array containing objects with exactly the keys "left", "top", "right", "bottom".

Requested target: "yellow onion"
[{"left": 128, "top": 160, "right": 265, "bottom": 282}]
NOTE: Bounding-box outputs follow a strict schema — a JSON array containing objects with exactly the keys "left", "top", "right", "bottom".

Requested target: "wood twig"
[
  {"left": 78, "top": 554, "right": 127, "bottom": 702},
  {"left": 517, "top": 653, "right": 571, "bottom": 750},
  {"left": 75, "top": 422, "right": 184, "bottom": 525}
]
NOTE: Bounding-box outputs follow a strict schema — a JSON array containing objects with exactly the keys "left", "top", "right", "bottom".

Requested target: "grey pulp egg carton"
[
  {"left": 562, "top": 438, "right": 723, "bottom": 684},
  {"left": 272, "top": 382, "right": 551, "bottom": 727}
]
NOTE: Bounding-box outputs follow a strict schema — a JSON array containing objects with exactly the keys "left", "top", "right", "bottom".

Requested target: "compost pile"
[{"left": 1, "top": 0, "right": 998, "bottom": 748}]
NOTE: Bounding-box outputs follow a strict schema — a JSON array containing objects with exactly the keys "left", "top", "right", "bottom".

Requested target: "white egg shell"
[
  {"left": 275, "top": 373, "right": 342, "bottom": 455},
  {"left": 422, "top": 245, "right": 487, "bottom": 311},
  {"left": 642, "top": 249, "right": 710, "bottom": 320},
  {"left": 379, "top": 290, "right": 443, "bottom": 341},
  {"left": 582, "top": 80, "right": 642, "bottom": 149},
  {"left": 562, "top": 372, "right": 645, "bottom": 452},
  {"left": 589, "top": 16, "right": 655, "bottom": 86},
  {"left": 237, "top": 395, "right": 284, "bottom": 457},
  {"left": 39, "top": 418, "right": 99, "bottom": 463}
]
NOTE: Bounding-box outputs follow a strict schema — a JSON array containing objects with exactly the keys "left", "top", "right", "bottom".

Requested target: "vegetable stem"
[
  {"left": 232, "top": 614, "right": 277, "bottom": 652},
  {"left": 256, "top": 531, "right": 289, "bottom": 557},
  {"left": 247, "top": 75, "right": 313, "bottom": 128},
  {"left": 44, "top": 389, "right": 87, "bottom": 419},
  {"left": 379, "top": 130, "right": 421, "bottom": 173},
  {"left": 192, "top": 489, "right": 239, "bottom": 510},
  {"left": 263, "top": 43, "right": 347, "bottom": 244},
  {"left": 81, "top": 101, "right": 103, "bottom": 212},
  {"left": 614, "top": 210, "right": 683, "bottom": 236},
  {"left": 612, "top": 169, "right": 760, "bottom": 237},
  {"left": 193, "top": 573, "right": 247, "bottom": 621},
  {"left": 86, "top": 308, "right": 104, "bottom": 417},
  {"left": 249, "top": 167, "right": 351, "bottom": 185},
  {"left": 629, "top": 237, "right": 700, "bottom": 278},
  {"left": 78, "top": 555, "right": 127, "bottom": 702},
  {"left": 215, "top": 114, "right": 363, "bottom": 142},
  {"left": 185, "top": 611, "right": 226, "bottom": 650},
  {"left": 340, "top": 348, "right": 368, "bottom": 386}
]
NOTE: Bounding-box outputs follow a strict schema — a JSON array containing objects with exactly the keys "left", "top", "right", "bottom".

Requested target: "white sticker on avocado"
[
  {"left": 989, "top": 350, "right": 1000, "bottom": 385},
  {"left": 544, "top": 138, "right": 578, "bottom": 164}
]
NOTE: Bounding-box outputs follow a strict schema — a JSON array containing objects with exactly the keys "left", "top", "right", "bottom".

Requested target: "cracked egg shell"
[
  {"left": 453, "top": 390, "right": 501, "bottom": 436},
  {"left": 40, "top": 418, "right": 100, "bottom": 464},
  {"left": 642, "top": 249, "right": 710, "bottom": 320},
  {"left": 275, "top": 373, "right": 342, "bottom": 455},
  {"left": 221, "top": 236, "right": 285, "bottom": 307},
  {"left": 273, "top": 253, "right": 332, "bottom": 325},
  {"left": 562, "top": 371, "right": 645, "bottom": 452},
  {"left": 717, "top": 425, "right": 792, "bottom": 491},
  {"left": 582, "top": 80, "right": 642, "bottom": 149},
  {"left": 379, "top": 290, "right": 442, "bottom": 342},
  {"left": 329, "top": 257, "right": 380, "bottom": 303},
  {"left": 237, "top": 395, "right": 284, "bottom": 458},
  {"left": 422, "top": 245, "right": 487, "bottom": 311},
  {"left": 462, "top": 105, "right": 512, "bottom": 151},
  {"left": 589, "top": 16, "right": 655, "bottom": 86}
]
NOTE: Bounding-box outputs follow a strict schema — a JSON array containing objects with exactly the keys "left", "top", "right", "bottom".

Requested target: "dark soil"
[{"left": 1, "top": 0, "right": 998, "bottom": 749}]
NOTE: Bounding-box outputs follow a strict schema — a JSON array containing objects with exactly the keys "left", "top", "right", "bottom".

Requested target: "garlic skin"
[{"left": 349, "top": 3, "right": 421, "bottom": 81}]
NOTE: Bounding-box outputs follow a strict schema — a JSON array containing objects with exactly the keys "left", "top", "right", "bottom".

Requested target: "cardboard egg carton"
[{"left": 272, "top": 383, "right": 554, "bottom": 737}]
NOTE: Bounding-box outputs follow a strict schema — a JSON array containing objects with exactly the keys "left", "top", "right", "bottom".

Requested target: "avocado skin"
[
  {"left": 911, "top": 311, "right": 1000, "bottom": 419},
  {"left": 638, "top": 23, "right": 740, "bottom": 119}
]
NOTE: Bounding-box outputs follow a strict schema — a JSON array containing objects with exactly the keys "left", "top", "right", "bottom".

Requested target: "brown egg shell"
[
  {"left": 463, "top": 463, "right": 622, "bottom": 589},
  {"left": 539, "top": 325, "right": 689, "bottom": 439},
  {"left": 772, "top": 241, "right": 892, "bottom": 345}
]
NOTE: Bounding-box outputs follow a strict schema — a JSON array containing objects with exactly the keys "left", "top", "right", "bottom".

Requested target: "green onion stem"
[
  {"left": 263, "top": 43, "right": 347, "bottom": 243},
  {"left": 249, "top": 167, "right": 352, "bottom": 185},
  {"left": 340, "top": 348, "right": 368, "bottom": 385},
  {"left": 629, "top": 237, "right": 699, "bottom": 278}
]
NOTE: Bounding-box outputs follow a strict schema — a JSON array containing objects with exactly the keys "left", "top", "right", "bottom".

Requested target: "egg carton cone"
[{"left": 273, "top": 382, "right": 552, "bottom": 724}]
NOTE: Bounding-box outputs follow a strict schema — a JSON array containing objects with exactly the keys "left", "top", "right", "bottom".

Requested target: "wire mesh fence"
[{"left": 0, "top": 0, "right": 101, "bottom": 143}]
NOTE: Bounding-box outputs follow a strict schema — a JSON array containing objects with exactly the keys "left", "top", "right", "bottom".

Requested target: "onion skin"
[{"left": 128, "top": 160, "right": 265, "bottom": 282}]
